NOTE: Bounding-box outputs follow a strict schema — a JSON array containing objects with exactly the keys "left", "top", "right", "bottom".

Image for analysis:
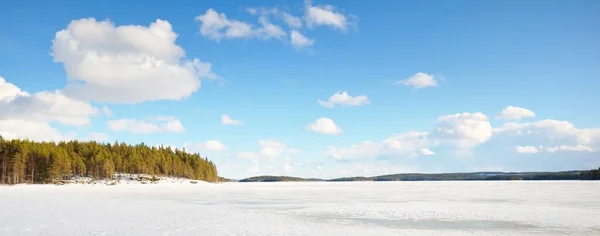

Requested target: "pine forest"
[{"left": 0, "top": 136, "right": 219, "bottom": 184}]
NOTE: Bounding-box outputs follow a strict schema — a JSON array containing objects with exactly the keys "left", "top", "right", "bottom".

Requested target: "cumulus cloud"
[
  {"left": 304, "top": 1, "right": 354, "bottom": 31},
  {"left": 515, "top": 145, "right": 539, "bottom": 154},
  {"left": 327, "top": 132, "right": 431, "bottom": 161},
  {"left": 493, "top": 117, "right": 600, "bottom": 156},
  {"left": 420, "top": 148, "right": 436, "bottom": 156},
  {"left": 326, "top": 113, "right": 494, "bottom": 161},
  {"left": 290, "top": 30, "right": 315, "bottom": 48},
  {"left": 203, "top": 140, "right": 228, "bottom": 151},
  {"left": 433, "top": 112, "right": 492, "bottom": 148},
  {"left": 498, "top": 106, "right": 536, "bottom": 120},
  {"left": 259, "top": 140, "right": 299, "bottom": 158},
  {"left": 306, "top": 117, "right": 343, "bottom": 134},
  {"left": 0, "top": 119, "right": 68, "bottom": 142},
  {"left": 51, "top": 18, "right": 217, "bottom": 104},
  {"left": 397, "top": 72, "right": 438, "bottom": 89},
  {"left": 108, "top": 118, "right": 185, "bottom": 134},
  {"left": 0, "top": 77, "right": 98, "bottom": 142},
  {"left": 195, "top": 9, "right": 286, "bottom": 41},
  {"left": 0, "top": 77, "right": 26, "bottom": 100},
  {"left": 318, "top": 91, "right": 369, "bottom": 108},
  {"left": 494, "top": 119, "right": 600, "bottom": 149},
  {"left": 221, "top": 114, "right": 244, "bottom": 125},
  {"left": 0, "top": 77, "right": 98, "bottom": 126}
]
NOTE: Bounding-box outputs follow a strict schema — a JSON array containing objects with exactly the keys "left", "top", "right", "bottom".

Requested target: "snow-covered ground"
[{"left": 1, "top": 181, "right": 599, "bottom": 235}]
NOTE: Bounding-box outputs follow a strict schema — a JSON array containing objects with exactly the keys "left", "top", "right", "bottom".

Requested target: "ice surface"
[{"left": 1, "top": 181, "right": 599, "bottom": 235}]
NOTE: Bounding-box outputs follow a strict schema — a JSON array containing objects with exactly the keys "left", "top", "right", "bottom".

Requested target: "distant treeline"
[
  {"left": 239, "top": 169, "right": 600, "bottom": 182},
  {"left": 239, "top": 176, "right": 308, "bottom": 182},
  {"left": 579, "top": 168, "right": 600, "bottom": 180},
  {"left": 0, "top": 136, "right": 219, "bottom": 184}
]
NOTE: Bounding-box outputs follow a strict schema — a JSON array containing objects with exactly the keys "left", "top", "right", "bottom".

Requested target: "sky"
[{"left": 0, "top": 0, "right": 599, "bottom": 179}]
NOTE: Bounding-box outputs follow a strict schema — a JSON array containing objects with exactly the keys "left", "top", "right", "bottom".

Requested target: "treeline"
[
  {"left": 238, "top": 170, "right": 599, "bottom": 182},
  {"left": 0, "top": 136, "right": 219, "bottom": 184},
  {"left": 579, "top": 168, "right": 600, "bottom": 180},
  {"left": 369, "top": 171, "right": 583, "bottom": 181},
  {"left": 238, "top": 176, "right": 311, "bottom": 182}
]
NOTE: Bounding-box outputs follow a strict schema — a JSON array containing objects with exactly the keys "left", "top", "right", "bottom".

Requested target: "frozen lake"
[{"left": 1, "top": 181, "right": 599, "bottom": 235}]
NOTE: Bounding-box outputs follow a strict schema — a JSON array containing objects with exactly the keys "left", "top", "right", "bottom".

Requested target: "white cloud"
[
  {"left": 195, "top": 9, "right": 253, "bottom": 40},
  {"left": 0, "top": 77, "right": 26, "bottom": 100},
  {"left": 290, "top": 30, "right": 315, "bottom": 48},
  {"left": 108, "top": 118, "right": 184, "bottom": 134},
  {"left": 243, "top": 7, "right": 302, "bottom": 29},
  {"left": 515, "top": 144, "right": 594, "bottom": 154},
  {"left": 420, "top": 148, "right": 436, "bottom": 156},
  {"left": 0, "top": 77, "right": 98, "bottom": 142},
  {"left": 0, "top": 119, "right": 67, "bottom": 142},
  {"left": 0, "top": 91, "right": 98, "bottom": 127},
  {"left": 515, "top": 145, "right": 539, "bottom": 154},
  {"left": 306, "top": 117, "right": 343, "bottom": 134},
  {"left": 433, "top": 112, "right": 492, "bottom": 148},
  {"left": 494, "top": 119, "right": 600, "bottom": 149},
  {"left": 383, "top": 132, "right": 431, "bottom": 152},
  {"left": 221, "top": 114, "right": 243, "bottom": 125},
  {"left": 327, "top": 113, "right": 493, "bottom": 161},
  {"left": 0, "top": 77, "right": 98, "bottom": 127},
  {"left": 282, "top": 13, "right": 303, "bottom": 28},
  {"left": 101, "top": 106, "right": 113, "bottom": 117},
  {"left": 247, "top": 7, "right": 280, "bottom": 17},
  {"left": 495, "top": 118, "right": 600, "bottom": 156},
  {"left": 397, "top": 72, "right": 438, "bottom": 89},
  {"left": 494, "top": 119, "right": 576, "bottom": 134},
  {"left": 52, "top": 18, "right": 216, "bottom": 104},
  {"left": 203, "top": 140, "right": 227, "bottom": 151},
  {"left": 327, "top": 132, "right": 432, "bottom": 161},
  {"left": 255, "top": 16, "right": 287, "bottom": 40},
  {"left": 545, "top": 145, "right": 594, "bottom": 153},
  {"left": 318, "top": 91, "right": 368, "bottom": 108},
  {"left": 498, "top": 106, "right": 536, "bottom": 120},
  {"left": 304, "top": 2, "right": 352, "bottom": 30},
  {"left": 195, "top": 9, "right": 285, "bottom": 41},
  {"left": 259, "top": 140, "right": 293, "bottom": 158}
]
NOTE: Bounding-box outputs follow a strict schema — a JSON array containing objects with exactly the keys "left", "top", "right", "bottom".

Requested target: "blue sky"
[{"left": 1, "top": 0, "right": 599, "bottom": 179}]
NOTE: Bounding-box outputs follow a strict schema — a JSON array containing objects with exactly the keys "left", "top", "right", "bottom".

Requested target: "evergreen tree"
[{"left": 0, "top": 138, "right": 219, "bottom": 184}]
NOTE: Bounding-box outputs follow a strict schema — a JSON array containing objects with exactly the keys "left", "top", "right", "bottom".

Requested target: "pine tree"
[{"left": 0, "top": 138, "right": 219, "bottom": 184}]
